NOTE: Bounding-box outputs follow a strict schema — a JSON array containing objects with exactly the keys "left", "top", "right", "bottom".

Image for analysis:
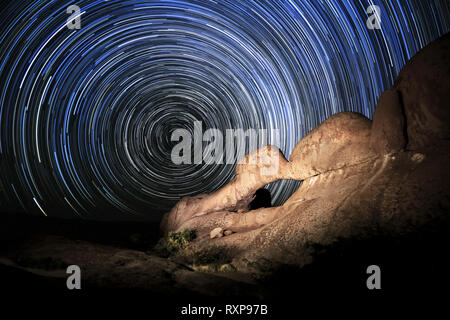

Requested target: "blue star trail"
[{"left": 0, "top": 0, "right": 449, "bottom": 220}]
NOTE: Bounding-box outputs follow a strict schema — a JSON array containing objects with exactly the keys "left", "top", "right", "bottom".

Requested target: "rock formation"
[
  {"left": 161, "top": 33, "right": 450, "bottom": 273},
  {"left": 160, "top": 144, "right": 297, "bottom": 233}
]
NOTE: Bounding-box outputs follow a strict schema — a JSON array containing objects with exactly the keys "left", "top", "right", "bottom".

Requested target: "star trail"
[{"left": 0, "top": 0, "right": 449, "bottom": 220}]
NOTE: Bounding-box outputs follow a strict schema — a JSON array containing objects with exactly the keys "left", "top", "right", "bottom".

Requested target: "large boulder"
[
  {"left": 161, "top": 112, "right": 376, "bottom": 234},
  {"left": 394, "top": 33, "right": 450, "bottom": 152},
  {"left": 288, "top": 112, "right": 374, "bottom": 179},
  {"left": 370, "top": 89, "right": 407, "bottom": 154},
  {"left": 160, "top": 33, "right": 450, "bottom": 274}
]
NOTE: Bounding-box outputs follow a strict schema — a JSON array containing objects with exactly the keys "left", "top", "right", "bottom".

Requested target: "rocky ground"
[{"left": 0, "top": 211, "right": 449, "bottom": 312}]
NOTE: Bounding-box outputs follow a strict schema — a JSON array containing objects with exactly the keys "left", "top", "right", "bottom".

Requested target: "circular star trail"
[{"left": 0, "top": 0, "right": 449, "bottom": 220}]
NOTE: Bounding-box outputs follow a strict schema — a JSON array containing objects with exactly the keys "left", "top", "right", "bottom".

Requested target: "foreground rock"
[
  {"left": 161, "top": 33, "right": 450, "bottom": 273},
  {"left": 0, "top": 234, "right": 260, "bottom": 296}
]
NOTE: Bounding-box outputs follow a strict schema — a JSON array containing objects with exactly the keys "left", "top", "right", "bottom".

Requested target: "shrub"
[
  {"left": 153, "top": 229, "right": 196, "bottom": 257},
  {"left": 167, "top": 229, "right": 196, "bottom": 252},
  {"left": 153, "top": 230, "right": 235, "bottom": 272}
]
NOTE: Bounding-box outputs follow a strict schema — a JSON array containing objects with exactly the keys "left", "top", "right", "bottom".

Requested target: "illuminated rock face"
[
  {"left": 161, "top": 112, "right": 375, "bottom": 234},
  {"left": 160, "top": 33, "right": 450, "bottom": 272},
  {"left": 160, "top": 145, "right": 296, "bottom": 233}
]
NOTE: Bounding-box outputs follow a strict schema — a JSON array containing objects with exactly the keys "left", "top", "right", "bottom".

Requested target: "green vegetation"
[
  {"left": 167, "top": 229, "right": 197, "bottom": 252},
  {"left": 153, "top": 229, "right": 234, "bottom": 272},
  {"left": 153, "top": 229, "right": 197, "bottom": 257}
]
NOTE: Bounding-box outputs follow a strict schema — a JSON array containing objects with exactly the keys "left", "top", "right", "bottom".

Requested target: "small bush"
[
  {"left": 153, "top": 230, "right": 235, "bottom": 272},
  {"left": 153, "top": 229, "right": 196, "bottom": 257},
  {"left": 167, "top": 229, "right": 196, "bottom": 252}
]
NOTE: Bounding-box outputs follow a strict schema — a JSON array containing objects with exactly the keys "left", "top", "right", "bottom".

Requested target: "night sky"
[{"left": 0, "top": 0, "right": 449, "bottom": 220}]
